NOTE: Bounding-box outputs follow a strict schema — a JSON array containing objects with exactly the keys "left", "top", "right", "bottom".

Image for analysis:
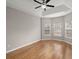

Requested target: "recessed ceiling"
[{"left": 6, "top": 0, "right": 72, "bottom": 17}]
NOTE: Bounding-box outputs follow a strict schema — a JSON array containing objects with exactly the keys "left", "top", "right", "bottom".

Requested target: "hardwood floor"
[{"left": 6, "top": 40, "right": 72, "bottom": 59}]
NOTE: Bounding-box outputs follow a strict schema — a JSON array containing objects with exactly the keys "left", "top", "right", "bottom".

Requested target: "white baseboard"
[
  {"left": 6, "top": 39, "right": 71, "bottom": 53},
  {"left": 42, "top": 39, "right": 72, "bottom": 45},
  {"left": 6, "top": 40, "right": 40, "bottom": 53}
]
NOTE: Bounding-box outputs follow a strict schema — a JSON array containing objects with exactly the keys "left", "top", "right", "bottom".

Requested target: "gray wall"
[{"left": 6, "top": 7, "right": 40, "bottom": 52}]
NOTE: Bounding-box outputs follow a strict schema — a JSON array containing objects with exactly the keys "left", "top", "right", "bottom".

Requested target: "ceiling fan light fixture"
[
  {"left": 34, "top": 0, "right": 54, "bottom": 10},
  {"left": 41, "top": 5, "right": 46, "bottom": 9}
]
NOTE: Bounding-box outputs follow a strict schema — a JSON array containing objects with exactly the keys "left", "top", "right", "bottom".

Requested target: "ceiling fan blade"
[
  {"left": 43, "top": 0, "right": 45, "bottom": 3},
  {"left": 35, "top": 6, "right": 41, "bottom": 9},
  {"left": 46, "top": 5, "right": 54, "bottom": 7},
  {"left": 34, "top": 0, "right": 42, "bottom": 4},
  {"left": 46, "top": 0, "right": 50, "bottom": 3}
]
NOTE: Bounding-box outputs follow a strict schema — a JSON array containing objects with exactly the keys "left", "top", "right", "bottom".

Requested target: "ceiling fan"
[{"left": 33, "top": 0, "right": 55, "bottom": 11}]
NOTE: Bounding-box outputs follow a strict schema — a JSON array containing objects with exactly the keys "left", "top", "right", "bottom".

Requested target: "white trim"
[
  {"left": 43, "top": 10, "right": 72, "bottom": 18},
  {"left": 42, "top": 39, "right": 72, "bottom": 45},
  {"left": 6, "top": 40, "right": 40, "bottom": 53},
  {"left": 6, "top": 39, "right": 71, "bottom": 53}
]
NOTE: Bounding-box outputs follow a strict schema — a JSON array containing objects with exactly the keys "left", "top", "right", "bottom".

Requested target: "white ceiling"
[{"left": 6, "top": 0, "right": 72, "bottom": 17}]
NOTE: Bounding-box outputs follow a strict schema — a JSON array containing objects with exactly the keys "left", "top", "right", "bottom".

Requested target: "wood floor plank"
[{"left": 6, "top": 40, "right": 72, "bottom": 59}]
